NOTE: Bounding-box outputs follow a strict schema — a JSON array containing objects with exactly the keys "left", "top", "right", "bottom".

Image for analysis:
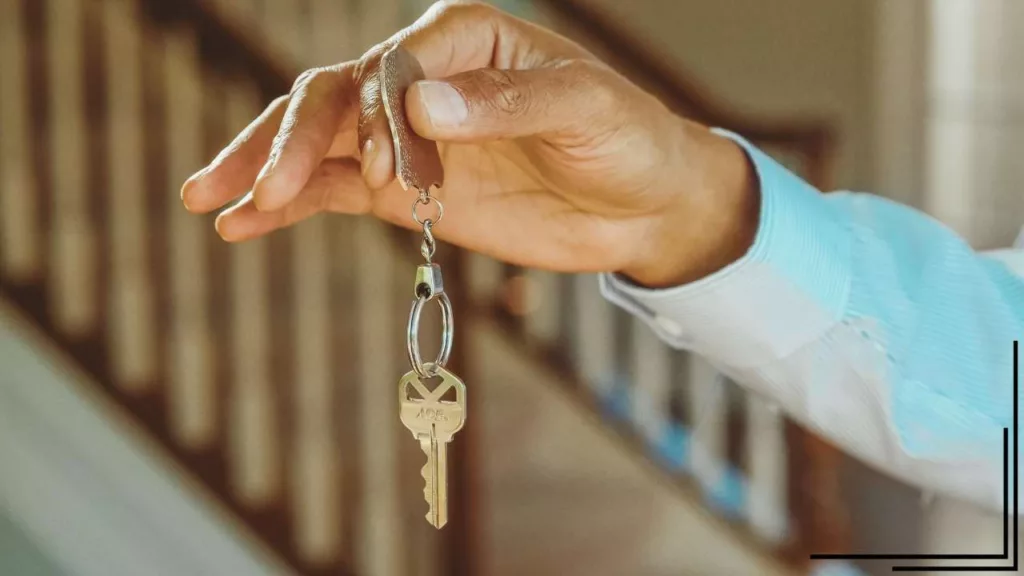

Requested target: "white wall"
[{"left": 579, "top": 0, "right": 877, "bottom": 191}]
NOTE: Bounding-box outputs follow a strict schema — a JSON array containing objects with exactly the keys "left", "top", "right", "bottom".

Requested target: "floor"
[{"left": 471, "top": 320, "right": 797, "bottom": 576}]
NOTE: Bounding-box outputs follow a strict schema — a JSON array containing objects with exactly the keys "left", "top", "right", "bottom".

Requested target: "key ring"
[
  {"left": 406, "top": 263, "right": 454, "bottom": 378},
  {"left": 412, "top": 195, "right": 444, "bottom": 227}
]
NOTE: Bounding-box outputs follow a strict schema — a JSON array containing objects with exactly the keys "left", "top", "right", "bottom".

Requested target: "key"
[{"left": 398, "top": 365, "right": 467, "bottom": 529}]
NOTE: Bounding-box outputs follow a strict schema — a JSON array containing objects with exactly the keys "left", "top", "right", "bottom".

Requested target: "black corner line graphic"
[{"left": 808, "top": 340, "right": 1019, "bottom": 573}]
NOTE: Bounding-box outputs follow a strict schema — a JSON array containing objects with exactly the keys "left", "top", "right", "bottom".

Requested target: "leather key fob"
[{"left": 379, "top": 45, "right": 445, "bottom": 192}]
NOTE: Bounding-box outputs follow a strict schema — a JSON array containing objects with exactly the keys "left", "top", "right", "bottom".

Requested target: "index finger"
[{"left": 251, "top": 65, "right": 356, "bottom": 212}]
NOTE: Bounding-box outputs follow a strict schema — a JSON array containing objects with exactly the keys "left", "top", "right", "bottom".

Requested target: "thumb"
[{"left": 406, "top": 61, "right": 620, "bottom": 142}]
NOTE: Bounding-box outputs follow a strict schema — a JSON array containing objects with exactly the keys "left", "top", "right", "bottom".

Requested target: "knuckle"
[
  {"left": 290, "top": 67, "right": 340, "bottom": 96},
  {"left": 565, "top": 59, "right": 618, "bottom": 111},
  {"left": 290, "top": 68, "right": 318, "bottom": 94},
  {"left": 355, "top": 44, "right": 386, "bottom": 82},
  {"left": 432, "top": 0, "right": 493, "bottom": 24},
  {"left": 475, "top": 68, "right": 528, "bottom": 117}
]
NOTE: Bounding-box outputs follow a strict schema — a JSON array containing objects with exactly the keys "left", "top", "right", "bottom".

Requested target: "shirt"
[{"left": 601, "top": 129, "right": 1024, "bottom": 514}]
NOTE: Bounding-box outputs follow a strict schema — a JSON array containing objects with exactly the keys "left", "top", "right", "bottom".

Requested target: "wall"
[
  {"left": 578, "top": 0, "right": 877, "bottom": 191},
  {"left": 0, "top": 512, "right": 68, "bottom": 576}
]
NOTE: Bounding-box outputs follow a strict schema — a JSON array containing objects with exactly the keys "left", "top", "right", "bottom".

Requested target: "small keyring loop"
[
  {"left": 406, "top": 292, "right": 454, "bottom": 378},
  {"left": 411, "top": 196, "right": 444, "bottom": 227},
  {"left": 420, "top": 220, "right": 436, "bottom": 261}
]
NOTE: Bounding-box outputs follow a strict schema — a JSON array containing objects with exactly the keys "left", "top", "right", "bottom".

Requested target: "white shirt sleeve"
[{"left": 601, "top": 129, "right": 1024, "bottom": 513}]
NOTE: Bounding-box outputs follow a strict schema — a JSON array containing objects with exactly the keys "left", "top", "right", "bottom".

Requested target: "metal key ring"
[
  {"left": 406, "top": 291, "right": 454, "bottom": 378},
  {"left": 412, "top": 196, "right": 444, "bottom": 227}
]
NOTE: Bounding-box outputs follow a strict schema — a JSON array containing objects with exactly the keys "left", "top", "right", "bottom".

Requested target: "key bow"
[{"left": 399, "top": 367, "right": 466, "bottom": 438}]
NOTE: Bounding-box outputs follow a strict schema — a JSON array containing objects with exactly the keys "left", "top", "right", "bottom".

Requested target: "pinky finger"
[{"left": 215, "top": 158, "right": 372, "bottom": 242}]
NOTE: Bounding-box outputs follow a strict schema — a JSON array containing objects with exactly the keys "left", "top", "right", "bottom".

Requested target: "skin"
[{"left": 180, "top": 1, "right": 759, "bottom": 289}]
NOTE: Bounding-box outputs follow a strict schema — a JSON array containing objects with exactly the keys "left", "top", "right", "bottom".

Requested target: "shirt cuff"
[{"left": 600, "top": 128, "right": 853, "bottom": 369}]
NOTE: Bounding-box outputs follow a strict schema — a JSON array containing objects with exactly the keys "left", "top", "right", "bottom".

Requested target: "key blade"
[
  {"left": 418, "top": 432, "right": 447, "bottom": 529},
  {"left": 434, "top": 431, "right": 449, "bottom": 528},
  {"left": 379, "top": 45, "right": 444, "bottom": 192}
]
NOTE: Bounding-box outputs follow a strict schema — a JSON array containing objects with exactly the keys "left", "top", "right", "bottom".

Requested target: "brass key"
[
  {"left": 399, "top": 366, "right": 467, "bottom": 528},
  {"left": 381, "top": 44, "right": 469, "bottom": 531}
]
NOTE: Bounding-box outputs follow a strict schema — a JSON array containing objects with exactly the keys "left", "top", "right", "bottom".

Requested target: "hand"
[{"left": 180, "top": 1, "right": 759, "bottom": 287}]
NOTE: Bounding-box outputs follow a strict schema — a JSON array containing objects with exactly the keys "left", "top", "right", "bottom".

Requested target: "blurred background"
[{"left": 0, "top": 0, "right": 1021, "bottom": 575}]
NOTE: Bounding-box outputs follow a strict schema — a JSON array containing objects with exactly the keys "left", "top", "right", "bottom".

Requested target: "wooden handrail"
[
  {"left": 537, "top": 0, "right": 834, "bottom": 145},
  {"left": 140, "top": 0, "right": 292, "bottom": 96}
]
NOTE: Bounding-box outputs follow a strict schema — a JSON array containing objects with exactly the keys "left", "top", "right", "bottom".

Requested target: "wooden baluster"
[
  {"left": 47, "top": 0, "right": 96, "bottom": 337},
  {"left": 103, "top": 0, "right": 156, "bottom": 391},
  {"left": 664, "top": 350, "right": 692, "bottom": 468},
  {"left": 746, "top": 395, "right": 789, "bottom": 545},
  {"left": 355, "top": 218, "right": 405, "bottom": 576},
  {"left": 210, "top": 0, "right": 239, "bottom": 22},
  {"left": 631, "top": 318, "right": 671, "bottom": 445},
  {"left": 331, "top": 213, "right": 361, "bottom": 567},
  {"left": 164, "top": 29, "right": 216, "bottom": 448},
  {"left": 722, "top": 378, "right": 748, "bottom": 518},
  {"left": 689, "top": 355, "right": 727, "bottom": 496},
  {"left": 572, "top": 274, "right": 615, "bottom": 397},
  {"left": 309, "top": 0, "right": 358, "bottom": 66},
  {"left": 225, "top": 83, "right": 281, "bottom": 508},
  {"left": 466, "top": 253, "right": 504, "bottom": 306},
  {"left": 291, "top": 212, "right": 342, "bottom": 566},
  {"left": 524, "top": 269, "right": 560, "bottom": 346},
  {"left": 0, "top": 0, "right": 40, "bottom": 283}
]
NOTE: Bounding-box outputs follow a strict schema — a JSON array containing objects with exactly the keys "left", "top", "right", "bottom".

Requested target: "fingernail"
[
  {"left": 180, "top": 167, "right": 208, "bottom": 208},
  {"left": 360, "top": 138, "right": 377, "bottom": 178},
  {"left": 255, "top": 158, "right": 274, "bottom": 186},
  {"left": 180, "top": 179, "right": 197, "bottom": 211},
  {"left": 415, "top": 81, "right": 467, "bottom": 127},
  {"left": 252, "top": 159, "right": 280, "bottom": 212},
  {"left": 214, "top": 210, "right": 233, "bottom": 240}
]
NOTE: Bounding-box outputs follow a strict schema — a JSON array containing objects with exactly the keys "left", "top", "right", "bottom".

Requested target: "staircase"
[{"left": 0, "top": 0, "right": 847, "bottom": 574}]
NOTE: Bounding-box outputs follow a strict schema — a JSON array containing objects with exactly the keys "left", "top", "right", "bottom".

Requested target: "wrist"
[{"left": 621, "top": 122, "right": 760, "bottom": 289}]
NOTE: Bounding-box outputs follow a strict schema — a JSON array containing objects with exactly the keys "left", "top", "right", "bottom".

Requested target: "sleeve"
[{"left": 600, "top": 129, "right": 1024, "bottom": 513}]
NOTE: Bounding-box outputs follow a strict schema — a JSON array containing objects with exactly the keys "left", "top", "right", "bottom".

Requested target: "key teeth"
[
  {"left": 426, "top": 511, "right": 446, "bottom": 529},
  {"left": 421, "top": 454, "right": 438, "bottom": 527}
]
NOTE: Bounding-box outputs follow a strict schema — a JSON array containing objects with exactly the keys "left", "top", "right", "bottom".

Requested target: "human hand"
[{"left": 180, "top": 1, "right": 758, "bottom": 288}]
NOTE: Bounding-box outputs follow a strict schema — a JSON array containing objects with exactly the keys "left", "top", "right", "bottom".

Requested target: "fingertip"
[
  {"left": 180, "top": 169, "right": 214, "bottom": 213},
  {"left": 251, "top": 170, "right": 293, "bottom": 213},
  {"left": 405, "top": 82, "right": 435, "bottom": 138},
  {"left": 214, "top": 201, "right": 247, "bottom": 242},
  {"left": 407, "top": 80, "right": 466, "bottom": 138},
  {"left": 180, "top": 179, "right": 199, "bottom": 213},
  {"left": 213, "top": 211, "right": 236, "bottom": 242},
  {"left": 360, "top": 137, "right": 395, "bottom": 191}
]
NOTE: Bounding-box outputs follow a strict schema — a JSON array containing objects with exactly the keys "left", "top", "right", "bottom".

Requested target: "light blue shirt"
[{"left": 601, "top": 129, "right": 1024, "bottom": 513}]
